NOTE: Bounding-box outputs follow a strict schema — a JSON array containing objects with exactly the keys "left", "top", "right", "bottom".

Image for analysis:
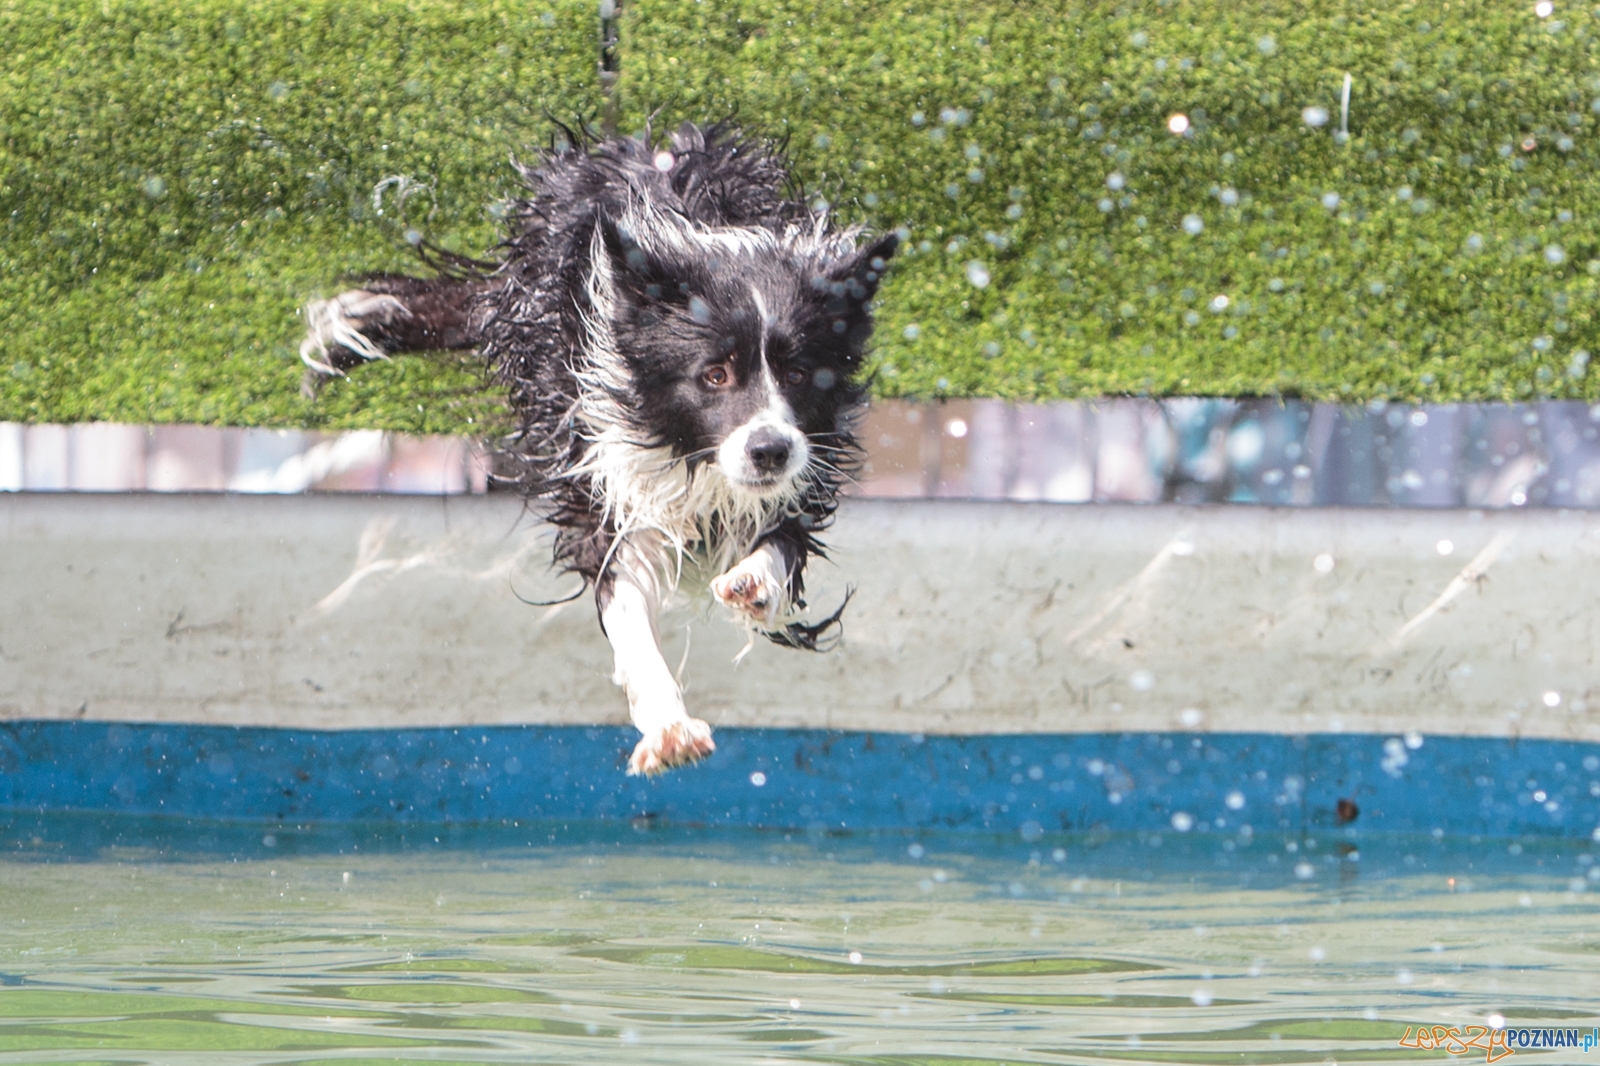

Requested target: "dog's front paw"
[
  {"left": 627, "top": 718, "right": 716, "bottom": 776},
  {"left": 712, "top": 559, "right": 784, "bottom": 628}
]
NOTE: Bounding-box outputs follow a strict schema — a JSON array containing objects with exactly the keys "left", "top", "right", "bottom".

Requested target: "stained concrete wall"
[{"left": 2, "top": 493, "right": 1598, "bottom": 742}]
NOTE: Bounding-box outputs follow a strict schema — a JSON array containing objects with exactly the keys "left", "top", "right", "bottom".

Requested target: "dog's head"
[{"left": 594, "top": 213, "right": 897, "bottom": 499}]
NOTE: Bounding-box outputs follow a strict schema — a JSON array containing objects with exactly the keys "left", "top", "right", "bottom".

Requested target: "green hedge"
[
  {"left": 623, "top": 0, "right": 1600, "bottom": 405},
  {"left": 6, "top": 0, "right": 1600, "bottom": 429},
  {"left": 0, "top": 0, "right": 597, "bottom": 431}
]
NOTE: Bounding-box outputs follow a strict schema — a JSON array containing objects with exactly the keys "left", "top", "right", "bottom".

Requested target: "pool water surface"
[{"left": 1, "top": 816, "right": 1597, "bottom": 1064}]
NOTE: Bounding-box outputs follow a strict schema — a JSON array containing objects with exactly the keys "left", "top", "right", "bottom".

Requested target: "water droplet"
[
  {"left": 964, "top": 261, "right": 991, "bottom": 288},
  {"left": 1191, "top": 987, "right": 1213, "bottom": 1005},
  {"left": 1182, "top": 214, "right": 1204, "bottom": 235},
  {"left": 1179, "top": 707, "right": 1203, "bottom": 728},
  {"left": 1436, "top": 539, "right": 1454, "bottom": 556},
  {"left": 1321, "top": 191, "right": 1341, "bottom": 210},
  {"left": 902, "top": 324, "right": 921, "bottom": 341},
  {"left": 1130, "top": 669, "right": 1155, "bottom": 691},
  {"left": 1106, "top": 171, "right": 1126, "bottom": 191},
  {"left": 945, "top": 418, "right": 968, "bottom": 439},
  {"left": 1543, "top": 691, "right": 1562, "bottom": 708},
  {"left": 1294, "top": 861, "right": 1316, "bottom": 879},
  {"left": 1209, "top": 294, "right": 1230, "bottom": 313},
  {"left": 911, "top": 111, "right": 925, "bottom": 126},
  {"left": 848, "top": 950, "right": 863, "bottom": 964},
  {"left": 1170, "top": 811, "right": 1194, "bottom": 832},
  {"left": 1257, "top": 35, "right": 1276, "bottom": 54},
  {"left": 1302, "top": 106, "right": 1330, "bottom": 127},
  {"left": 1167, "top": 113, "right": 1190, "bottom": 134},
  {"left": 141, "top": 176, "right": 167, "bottom": 199},
  {"left": 1313, "top": 553, "right": 1335, "bottom": 573},
  {"left": 1546, "top": 244, "right": 1567, "bottom": 264},
  {"left": 749, "top": 771, "right": 767, "bottom": 786},
  {"left": 1219, "top": 187, "right": 1239, "bottom": 206},
  {"left": 1225, "top": 790, "right": 1246, "bottom": 810},
  {"left": 1020, "top": 820, "right": 1044, "bottom": 842},
  {"left": 653, "top": 151, "right": 674, "bottom": 172},
  {"left": 1309, "top": 946, "right": 1327, "bottom": 961},
  {"left": 689, "top": 296, "right": 711, "bottom": 324},
  {"left": 1536, "top": 0, "right": 1554, "bottom": 16}
]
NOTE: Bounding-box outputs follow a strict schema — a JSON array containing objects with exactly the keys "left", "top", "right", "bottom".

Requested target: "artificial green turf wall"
[
  {"left": 5, "top": 0, "right": 1600, "bottom": 430},
  {"left": 1, "top": 0, "right": 597, "bottom": 431},
  {"left": 622, "top": 0, "right": 1600, "bottom": 405}
]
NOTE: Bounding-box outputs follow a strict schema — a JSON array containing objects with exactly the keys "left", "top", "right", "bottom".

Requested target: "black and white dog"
[{"left": 299, "top": 122, "right": 896, "bottom": 775}]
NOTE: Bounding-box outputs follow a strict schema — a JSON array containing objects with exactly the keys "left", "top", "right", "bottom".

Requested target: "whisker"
[{"left": 804, "top": 458, "right": 864, "bottom": 489}]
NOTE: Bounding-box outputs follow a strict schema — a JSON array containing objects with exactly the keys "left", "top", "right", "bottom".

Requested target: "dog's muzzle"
[{"left": 719, "top": 420, "right": 809, "bottom": 494}]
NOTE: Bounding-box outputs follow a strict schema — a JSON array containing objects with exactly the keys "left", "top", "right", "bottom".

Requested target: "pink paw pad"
[{"left": 627, "top": 719, "right": 716, "bottom": 776}]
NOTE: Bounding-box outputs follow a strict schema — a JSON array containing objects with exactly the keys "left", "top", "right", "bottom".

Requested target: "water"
[{"left": 2, "top": 816, "right": 1598, "bottom": 1064}]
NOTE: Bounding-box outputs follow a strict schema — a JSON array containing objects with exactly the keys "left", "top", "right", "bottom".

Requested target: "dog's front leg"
[
  {"left": 710, "top": 541, "right": 795, "bottom": 631},
  {"left": 599, "top": 569, "right": 715, "bottom": 776}
]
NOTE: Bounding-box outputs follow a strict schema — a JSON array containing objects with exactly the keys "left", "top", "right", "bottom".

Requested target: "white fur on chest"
[{"left": 576, "top": 436, "right": 796, "bottom": 586}]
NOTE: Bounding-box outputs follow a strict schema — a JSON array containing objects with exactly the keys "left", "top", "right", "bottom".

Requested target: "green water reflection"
[{"left": 0, "top": 821, "right": 1595, "bottom": 1064}]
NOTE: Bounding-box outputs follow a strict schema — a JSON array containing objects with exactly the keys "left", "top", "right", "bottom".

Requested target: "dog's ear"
[
  {"left": 807, "top": 232, "right": 897, "bottom": 356},
  {"left": 826, "top": 231, "right": 898, "bottom": 304},
  {"left": 597, "top": 212, "right": 688, "bottom": 307},
  {"left": 811, "top": 232, "right": 898, "bottom": 331}
]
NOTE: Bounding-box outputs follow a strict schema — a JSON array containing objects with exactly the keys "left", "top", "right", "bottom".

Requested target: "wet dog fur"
[{"left": 298, "top": 122, "right": 896, "bottom": 775}]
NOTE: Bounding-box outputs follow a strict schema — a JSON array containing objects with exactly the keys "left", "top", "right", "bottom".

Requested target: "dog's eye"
[
  {"left": 703, "top": 364, "right": 731, "bottom": 387},
  {"left": 784, "top": 367, "right": 808, "bottom": 387}
]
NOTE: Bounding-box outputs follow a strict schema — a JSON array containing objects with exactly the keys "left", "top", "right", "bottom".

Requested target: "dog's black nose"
[{"left": 746, "top": 429, "right": 791, "bottom": 475}]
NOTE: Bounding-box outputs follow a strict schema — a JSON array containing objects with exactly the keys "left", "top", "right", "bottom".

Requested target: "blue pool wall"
[{"left": 3, "top": 722, "right": 1597, "bottom": 841}]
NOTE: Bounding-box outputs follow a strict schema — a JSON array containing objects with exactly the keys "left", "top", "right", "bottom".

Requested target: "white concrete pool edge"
[{"left": 2, "top": 493, "right": 1597, "bottom": 744}]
